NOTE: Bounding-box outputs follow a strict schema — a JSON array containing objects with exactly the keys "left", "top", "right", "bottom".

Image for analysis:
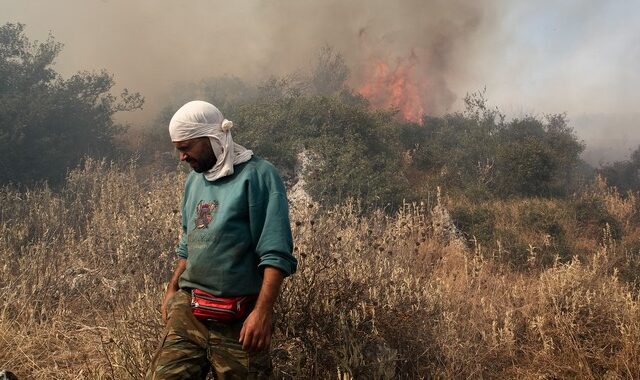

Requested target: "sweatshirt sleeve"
[
  {"left": 176, "top": 178, "right": 190, "bottom": 259},
  {"left": 249, "top": 165, "right": 297, "bottom": 276},
  {"left": 176, "top": 209, "right": 188, "bottom": 259}
]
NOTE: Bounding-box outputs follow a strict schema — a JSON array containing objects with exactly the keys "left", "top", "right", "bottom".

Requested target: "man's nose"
[{"left": 179, "top": 152, "right": 188, "bottom": 161}]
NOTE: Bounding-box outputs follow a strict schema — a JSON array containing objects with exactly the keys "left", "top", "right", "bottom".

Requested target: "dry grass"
[{"left": 1, "top": 162, "right": 639, "bottom": 379}]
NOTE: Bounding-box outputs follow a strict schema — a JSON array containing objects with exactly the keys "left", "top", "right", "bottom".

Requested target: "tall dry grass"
[{"left": 1, "top": 162, "right": 639, "bottom": 379}]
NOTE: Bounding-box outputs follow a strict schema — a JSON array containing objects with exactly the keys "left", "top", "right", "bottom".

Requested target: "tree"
[
  {"left": 309, "top": 45, "right": 350, "bottom": 96},
  {"left": 494, "top": 114, "right": 585, "bottom": 196},
  {"left": 398, "top": 92, "right": 585, "bottom": 198},
  {"left": 599, "top": 145, "right": 640, "bottom": 192},
  {"left": 230, "top": 80, "right": 411, "bottom": 209},
  {"left": 0, "top": 23, "right": 143, "bottom": 186}
]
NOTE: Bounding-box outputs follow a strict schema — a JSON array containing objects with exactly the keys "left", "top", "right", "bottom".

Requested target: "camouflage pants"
[{"left": 146, "top": 290, "right": 271, "bottom": 380}]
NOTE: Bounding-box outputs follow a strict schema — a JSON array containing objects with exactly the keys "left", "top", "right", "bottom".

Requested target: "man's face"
[{"left": 173, "top": 137, "right": 216, "bottom": 173}]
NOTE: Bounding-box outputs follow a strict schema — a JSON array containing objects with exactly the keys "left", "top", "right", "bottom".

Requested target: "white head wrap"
[{"left": 169, "top": 100, "right": 253, "bottom": 181}]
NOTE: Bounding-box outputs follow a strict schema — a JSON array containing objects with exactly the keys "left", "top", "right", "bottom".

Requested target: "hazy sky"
[
  {"left": 2, "top": 0, "right": 638, "bottom": 163},
  {"left": 483, "top": 1, "right": 639, "bottom": 116}
]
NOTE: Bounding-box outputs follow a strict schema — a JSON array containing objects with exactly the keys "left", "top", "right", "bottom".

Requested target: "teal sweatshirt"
[{"left": 176, "top": 156, "right": 297, "bottom": 296}]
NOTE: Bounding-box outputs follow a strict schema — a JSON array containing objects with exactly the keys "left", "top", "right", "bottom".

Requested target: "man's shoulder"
[
  {"left": 241, "top": 156, "right": 287, "bottom": 193},
  {"left": 241, "top": 156, "right": 280, "bottom": 176}
]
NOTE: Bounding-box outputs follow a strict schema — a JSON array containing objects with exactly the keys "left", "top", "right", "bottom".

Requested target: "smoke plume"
[
  {"left": 2, "top": 0, "right": 505, "bottom": 122},
  {"left": 2, "top": 0, "right": 639, "bottom": 163}
]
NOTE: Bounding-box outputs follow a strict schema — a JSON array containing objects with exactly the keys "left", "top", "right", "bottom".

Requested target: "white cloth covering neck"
[{"left": 169, "top": 100, "right": 253, "bottom": 181}]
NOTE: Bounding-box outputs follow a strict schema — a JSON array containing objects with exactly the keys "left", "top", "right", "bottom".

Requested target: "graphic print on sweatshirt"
[{"left": 194, "top": 200, "right": 219, "bottom": 229}]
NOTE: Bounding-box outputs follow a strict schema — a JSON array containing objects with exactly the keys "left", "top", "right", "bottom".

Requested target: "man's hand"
[
  {"left": 161, "top": 288, "right": 178, "bottom": 323},
  {"left": 239, "top": 266, "right": 285, "bottom": 352},
  {"left": 162, "top": 258, "right": 187, "bottom": 324},
  {"left": 239, "top": 307, "right": 273, "bottom": 352}
]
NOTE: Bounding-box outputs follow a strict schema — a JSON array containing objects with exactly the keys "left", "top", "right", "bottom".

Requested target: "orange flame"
[{"left": 357, "top": 53, "right": 426, "bottom": 124}]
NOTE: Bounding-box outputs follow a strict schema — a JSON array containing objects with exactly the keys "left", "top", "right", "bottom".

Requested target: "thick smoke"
[
  {"left": 2, "top": 0, "right": 638, "bottom": 163},
  {"left": 259, "top": 0, "right": 501, "bottom": 115},
  {"left": 1, "top": 0, "right": 503, "bottom": 121}
]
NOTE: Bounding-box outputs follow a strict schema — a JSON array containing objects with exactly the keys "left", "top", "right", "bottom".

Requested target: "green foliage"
[
  {"left": 573, "top": 196, "right": 623, "bottom": 240},
  {"left": 599, "top": 145, "right": 640, "bottom": 193},
  {"left": 521, "top": 205, "right": 564, "bottom": 238},
  {"left": 0, "top": 23, "right": 142, "bottom": 186},
  {"left": 160, "top": 70, "right": 411, "bottom": 209},
  {"left": 152, "top": 54, "right": 589, "bottom": 208},
  {"left": 450, "top": 205, "right": 496, "bottom": 243},
  {"left": 159, "top": 82, "right": 588, "bottom": 206},
  {"left": 450, "top": 199, "right": 575, "bottom": 270},
  {"left": 494, "top": 114, "right": 585, "bottom": 196},
  {"left": 495, "top": 138, "right": 557, "bottom": 196},
  {"left": 404, "top": 92, "right": 586, "bottom": 199},
  {"left": 233, "top": 81, "right": 411, "bottom": 208}
]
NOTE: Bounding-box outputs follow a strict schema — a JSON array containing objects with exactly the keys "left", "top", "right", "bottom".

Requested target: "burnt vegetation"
[{"left": 2, "top": 23, "right": 640, "bottom": 379}]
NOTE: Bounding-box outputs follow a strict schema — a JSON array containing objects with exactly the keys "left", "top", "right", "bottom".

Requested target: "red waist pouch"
[{"left": 190, "top": 288, "right": 257, "bottom": 323}]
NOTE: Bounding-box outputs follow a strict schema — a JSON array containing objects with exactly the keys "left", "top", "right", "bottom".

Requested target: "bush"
[
  {"left": 450, "top": 205, "right": 496, "bottom": 243},
  {"left": 573, "top": 197, "right": 623, "bottom": 241},
  {"left": 599, "top": 145, "right": 640, "bottom": 193},
  {"left": 0, "top": 23, "right": 143, "bottom": 186},
  {"left": 153, "top": 80, "right": 589, "bottom": 209}
]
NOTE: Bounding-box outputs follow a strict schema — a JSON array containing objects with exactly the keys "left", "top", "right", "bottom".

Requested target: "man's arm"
[
  {"left": 239, "top": 266, "right": 285, "bottom": 352},
  {"left": 161, "top": 258, "right": 187, "bottom": 323}
]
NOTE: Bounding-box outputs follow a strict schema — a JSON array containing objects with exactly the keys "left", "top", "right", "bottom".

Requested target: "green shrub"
[
  {"left": 0, "top": 23, "right": 142, "bottom": 186},
  {"left": 520, "top": 204, "right": 572, "bottom": 264},
  {"left": 573, "top": 197, "right": 623, "bottom": 240},
  {"left": 450, "top": 205, "right": 496, "bottom": 244}
]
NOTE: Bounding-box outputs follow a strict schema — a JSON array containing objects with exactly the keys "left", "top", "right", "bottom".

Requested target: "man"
[{"left": 146, "top": 100, "right": 297, "bottom": 379}]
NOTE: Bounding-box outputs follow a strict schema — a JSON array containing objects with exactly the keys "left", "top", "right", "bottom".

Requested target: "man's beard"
[{"left": 189, "top": 157, "right": 215, "bottom": 173}]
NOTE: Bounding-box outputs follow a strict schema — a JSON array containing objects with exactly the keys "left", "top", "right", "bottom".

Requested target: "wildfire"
[{"left": 357, "top": 53, "right": 426, "bottom": 124}]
